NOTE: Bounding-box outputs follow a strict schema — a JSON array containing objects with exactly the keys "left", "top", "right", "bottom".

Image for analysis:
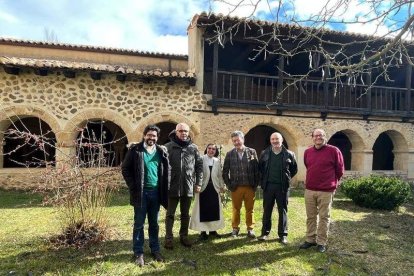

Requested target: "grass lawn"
[{"left": 0, "top": 188, "right": 413, "bottom": 275}]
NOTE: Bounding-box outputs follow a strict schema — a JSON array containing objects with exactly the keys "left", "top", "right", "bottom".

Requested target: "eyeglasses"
[
  {"left": 177, "top": 129, "right": 189, "bottom": 133},
  {"left": 312, "top": 134, "right": 325, "bottom": 138}
]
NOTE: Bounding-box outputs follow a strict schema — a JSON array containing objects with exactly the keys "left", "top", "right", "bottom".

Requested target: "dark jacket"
[
  {"left": 164, "top": 131, "right": 203, "bottom": 197},
  {"left": 222, "top": 147, "right": 260, "bottom": 192},
  {"left": 259, "top": 145, "right": 298, "bottom": 193},
  {"left": 121, "top": 142, "right": 170, "bottom": 208}
]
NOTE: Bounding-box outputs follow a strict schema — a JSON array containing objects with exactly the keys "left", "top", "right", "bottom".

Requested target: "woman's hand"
[{"left": 195, "top": 185, "right": 201, "bottom": 193}]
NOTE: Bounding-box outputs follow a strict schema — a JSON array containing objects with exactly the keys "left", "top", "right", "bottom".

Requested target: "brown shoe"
[
  {"left": 135, "top": 254, "right": 144, "bottom": 267},
  {"left": 180, "top": 236, "right": 193, "bottom": 247},
  {"left": 164, "top": 239, "right": 174, "bottom": 250},
  {"left": 152, "top": 251, "right": 165, "bottom": 262}
]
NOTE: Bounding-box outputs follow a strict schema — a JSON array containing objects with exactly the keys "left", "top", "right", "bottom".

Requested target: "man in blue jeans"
[{"left": 122, "top": 125, "right": 170, "bottom": 267}]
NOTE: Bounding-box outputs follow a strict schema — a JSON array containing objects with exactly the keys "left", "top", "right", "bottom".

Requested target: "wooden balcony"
[{"left": 207, "top": 71, "right": 413, "bottom": 118}]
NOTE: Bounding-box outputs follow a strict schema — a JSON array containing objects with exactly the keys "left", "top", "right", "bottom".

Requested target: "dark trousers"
[
  {"left": 261, "top": 185, "right": 289, "bottom": 237},
  {"left": 165, "top": 196, "right": 192, "bottom": 240},
  {"left": 133, "top": 189, "right": 160, "bottom": 255}
]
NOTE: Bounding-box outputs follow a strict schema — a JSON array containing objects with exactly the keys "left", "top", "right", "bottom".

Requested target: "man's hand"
[{"left": 195, "top": 185, "right": 201, "bottom": 193}]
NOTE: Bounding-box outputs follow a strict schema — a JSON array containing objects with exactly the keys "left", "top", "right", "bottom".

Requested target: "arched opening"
[
  {"left": 157, "top": 122, "right": 176, "bottom": 145},
  {"left": 245, "top": 125, "right": 289, "bottom": 155},
  {"left": 328, "top": 131, "right": 352, "bottom": 170},
  {"left": 372, "top": 132, "right": 394, "bottom": 170},
  {"left": 3, "top": 117, "right": 56, "bottom": 168},
  {"left": 76, "top": 120, "right": 128, "bottom": 167}
]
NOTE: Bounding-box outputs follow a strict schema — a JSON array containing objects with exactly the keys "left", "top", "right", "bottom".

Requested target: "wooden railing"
[{"left": 207, "top": 70, "right": 412, "bottom": 116}]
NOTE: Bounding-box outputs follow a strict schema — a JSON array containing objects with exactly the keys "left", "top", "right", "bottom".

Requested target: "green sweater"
[
  {"left": 143, "top": 149, "right": 160, "bottom": 189},
  {"left": 267, "top": 151, "right": 282, "bottom": 186}
]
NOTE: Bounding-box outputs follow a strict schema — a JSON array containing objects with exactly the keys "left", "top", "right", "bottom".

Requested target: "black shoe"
[
  {"left": 180, "top": 237, "right": 193, "bottom": 247},
  {"left": 247, "top": 230, "right": 256, "bottom": 239},
  {"left": 279, "top": 236, "right": 288, "bottom": 245},
  {"left": 199, "top": 231, "right": 208, "bottom": 241},
  {"left": 209, "top": 231, "right": 221, "bottom": 238},
  {"left": 299, "top": 241, "right": 317, "bottom": 249},
  {"left": 257, "top": 235, "right": 268, "bottom": 241},
  {"left": 152, "top": 251, "right": 165, "bottom": 262},
  {"left": 317, "top": 244, "right": 326, "bottom": 253},
  {"left": 135, "top": 254, "right": 144, "bottom": 267},
  {"left": 164, "top": 239, "right": 174, "bottom": 250}
]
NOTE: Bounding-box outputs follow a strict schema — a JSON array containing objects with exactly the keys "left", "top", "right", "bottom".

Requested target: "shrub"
[{"left": 341, "top": 175, "right": 412, "bottom": 210}]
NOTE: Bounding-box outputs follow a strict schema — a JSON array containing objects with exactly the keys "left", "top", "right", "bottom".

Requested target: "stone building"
[{"left": 1, "top": 13, "right": 414, "bottom": 189}]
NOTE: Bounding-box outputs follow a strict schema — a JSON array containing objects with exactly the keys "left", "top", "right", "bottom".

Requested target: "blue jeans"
[{"left": 133, "top": 189, "right": 160, "bottom": 255}]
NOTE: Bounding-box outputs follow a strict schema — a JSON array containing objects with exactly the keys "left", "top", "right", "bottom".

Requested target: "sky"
[{"left": 0, "top": 0, "right": 410, "bottom": 55}]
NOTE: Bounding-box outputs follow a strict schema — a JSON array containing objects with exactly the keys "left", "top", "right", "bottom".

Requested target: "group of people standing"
[{"left": 122, "top": 123, "right": 344, "bottom": 267}]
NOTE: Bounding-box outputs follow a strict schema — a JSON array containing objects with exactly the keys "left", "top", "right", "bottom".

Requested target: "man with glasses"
[
  {"left": 122, "top": 125, "right": 170, "bottom": 267},
  {"left": 299, "top": 128, "right": 344, "bottom": 253},
  {"left": 164, "top": 122, "right": 203, "bottom": 249}
]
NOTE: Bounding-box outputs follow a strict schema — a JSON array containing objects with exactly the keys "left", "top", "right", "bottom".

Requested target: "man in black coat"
[
  {"left": 122, "top": 125, "right": 170, "bottom": 267},
  {"left": 164, "top": 122, "right": 203, "bottom": 249},
  {"left": 258, "top": 132, "right": 298, "bottom": 244}
]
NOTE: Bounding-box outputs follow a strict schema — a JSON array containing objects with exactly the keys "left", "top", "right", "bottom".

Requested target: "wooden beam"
[
  {"left": 63, "top": 70, "right": 76, "bottom": 78},
  {"left": 405, "top": 63, "right": 412, "bottom": 113},
  {"left": 212, "top": 42, "right": 219, "bottom": 115},
  {"left": 167, "top": 78, "right": 175, "bottom": 85},
  {"left": 3, "top": 66, "right": 20, "bottom": 75},
  {"left": 116, "top": 74, "right": 126, "bottom": 82},
  {"left": 188, "top": 78, "right": 196, "bottom": 86},
  {"left": 35, "top": 68, "right": 48, "bottom": 76},
  {"left": 90, "top": 72, "right": 102, "bottom": 80}
]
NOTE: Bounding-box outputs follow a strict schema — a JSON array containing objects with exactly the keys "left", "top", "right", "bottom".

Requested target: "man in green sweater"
[
  {"left": 258, "top": 132, "right": 298, "bottom": 244},
  {"left": 122, "top": 125, "right": 170, "bottom": 267}
]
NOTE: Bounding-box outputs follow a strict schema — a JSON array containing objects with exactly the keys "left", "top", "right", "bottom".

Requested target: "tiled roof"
[
  {"left": 0, "top": 37, "right": 188, "bottom": 59},
  {"left": 0, "top": 56, "right": 195, "bottom": 79},
  {"left": 194, "top": 12, "right": 390, "bottom": 42}
]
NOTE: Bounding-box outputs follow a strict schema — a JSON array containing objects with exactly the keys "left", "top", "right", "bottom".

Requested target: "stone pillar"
[
  {"left": 392, "top": 150, "right": 408, "bottom": 171},
  {"left": 406, "top": 149, "right": 414, "bottom": 179},
  {"left": 55, "top": 144, "right": 76, "bottom": 168},
  {"left": 295, "top": 146, "right": 308, "bottom": 187},
  {"left": 357, "top": 150, "right": 373, "bottom": 176}
]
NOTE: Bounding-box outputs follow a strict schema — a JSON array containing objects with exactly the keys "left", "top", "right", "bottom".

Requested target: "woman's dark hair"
[
  {"left": 143, "top": 125, "right": 160, "bottom": 136},
  {"left": 204, "top": 143, "right": 219, "bottom": 157}
]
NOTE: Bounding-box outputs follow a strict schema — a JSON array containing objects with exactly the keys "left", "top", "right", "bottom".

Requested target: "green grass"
[{"left": 0, "top": 188, "right": 413, "bottom": 275}]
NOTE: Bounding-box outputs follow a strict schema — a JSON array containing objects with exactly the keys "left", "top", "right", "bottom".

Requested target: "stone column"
[
  {"left": 295, "top": 146, "right": 308, "bottom": 187},
  {"left": 406, "top": 149, "right": 414, "bottom": 179},
  {"left": 355, "top": 149, "right": 373, "bottom": 176},
  {"left": 392, "top": 150, "right": 408, "bottom": 172},
  {"left": 55, "top": 143, "right": 77, "bottom": 168}
]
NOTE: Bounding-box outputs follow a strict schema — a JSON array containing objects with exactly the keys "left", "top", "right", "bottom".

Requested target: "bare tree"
[{"left": 203, "top": 0, "right": 414, "bottom": 99}]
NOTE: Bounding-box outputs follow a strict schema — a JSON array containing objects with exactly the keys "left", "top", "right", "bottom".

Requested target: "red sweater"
[{"left": 304, "top": 144, "right": 345, "bottom": 192}]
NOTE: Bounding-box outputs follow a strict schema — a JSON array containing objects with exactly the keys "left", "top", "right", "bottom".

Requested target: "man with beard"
[
  {"left": 122, "top": 125, "right": 170, "bottom": 267},
  {"left": 300, "top": 128, "right": 344, "bottom": 253},
  {"left": 164, "top": 122, "right": 203, "bottom": 249}
]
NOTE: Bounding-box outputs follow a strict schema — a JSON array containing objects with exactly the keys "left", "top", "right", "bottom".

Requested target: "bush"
[{"left": 341, "top": 175, "right": 412, "bottom": 210}]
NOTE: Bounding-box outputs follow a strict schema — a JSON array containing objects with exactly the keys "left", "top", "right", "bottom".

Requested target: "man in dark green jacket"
[
  {"left": 164, "top": 122, "right": 203, "bottom": 249},
  {"left": 258, "top": 132, "right": 298, "bottom": 245},
  {"left": 122, "top": 125, "right": 170, "bottom": 267}
]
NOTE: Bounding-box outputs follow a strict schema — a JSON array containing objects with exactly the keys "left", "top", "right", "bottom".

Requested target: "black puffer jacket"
[
  {"left": 259, "top": 145, "right": 298, "bottom": 193},
  {"left": 164, "top": 131, "right": 203, "bottom": 197},
  {"left": 121, "top": 142, "right": 170, "bottom": 208}
]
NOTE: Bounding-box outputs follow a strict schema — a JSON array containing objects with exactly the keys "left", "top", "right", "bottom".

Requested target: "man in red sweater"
[{"left": 300, "top": 128, "right": 344, "bottom": 253}]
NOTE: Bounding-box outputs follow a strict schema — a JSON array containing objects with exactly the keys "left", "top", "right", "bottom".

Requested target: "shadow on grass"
[
  {"left": 0, "top": 239, "right": 132, "bottom": 275},
  {"left": 0, "top": 189, "right": 43, "bottom": 209}
]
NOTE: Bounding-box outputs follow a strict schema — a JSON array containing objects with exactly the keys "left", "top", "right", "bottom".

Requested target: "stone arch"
[
  {"left": 232, "top": 117, "right": 300, "bottom": 154},
  {"left": 372, "top": 130, "right": 408, "bottom": 171},
  {"left": 0, "top": 105, "right": 61, "bottom": 136},
  {"left": 2, "top": 116, "right": 57, "bottom": 168},
  {"left": 63, "top": 109, "right": 133, "bottom": 144},
  {"left": 328, "top": 129, "right": 365, "bottom": 171},
  {"left": 0, "top": 106, "right": 60, "bottom": 168},
  {"left": 133, "top": 112, "right": 200, "bottom": 143}
]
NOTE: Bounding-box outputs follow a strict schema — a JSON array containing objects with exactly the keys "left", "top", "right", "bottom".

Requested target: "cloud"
[{"left": 0, "top": 10, "right": 19, "bottom": 23}]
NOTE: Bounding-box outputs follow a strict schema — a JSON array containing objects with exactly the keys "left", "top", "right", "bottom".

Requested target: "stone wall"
[{"left": 1, "top": 68, "right": 414, "bottom": 189}]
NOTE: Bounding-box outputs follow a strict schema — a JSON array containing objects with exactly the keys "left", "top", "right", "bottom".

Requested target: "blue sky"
[{"left": 0, "top": 0, "right": 410, "bottom": 55}]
